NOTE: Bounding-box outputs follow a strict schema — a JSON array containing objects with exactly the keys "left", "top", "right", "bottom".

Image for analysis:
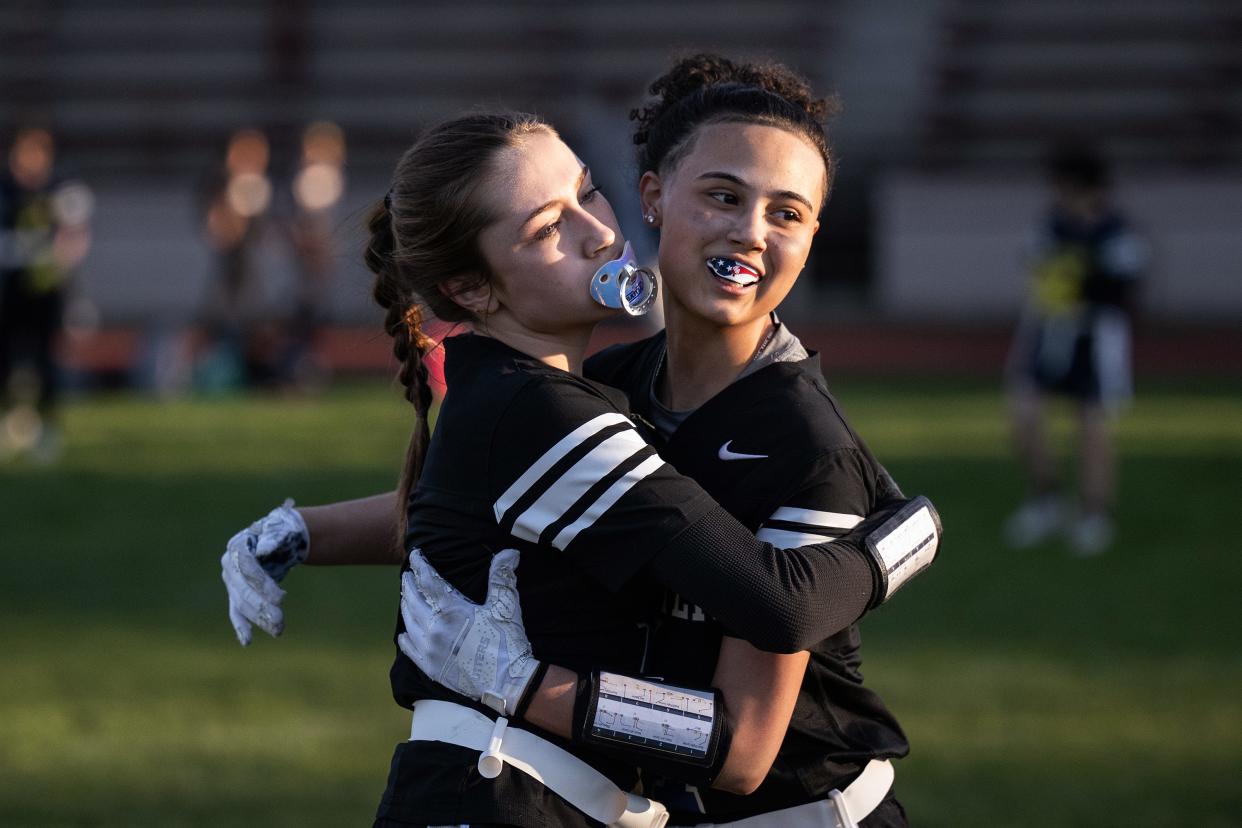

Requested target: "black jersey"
[
  {"left": 381, "top": 333, "right": 707, "bottom": 827},
  {"left": 586, "top": 332, "right": 909, "bottom": 822},
  {"left": 379, "top": 333, "right": 883, "bottom": 827},
  {"left": 1027, "top": 208, "right": 1144, "bottom": 317}
]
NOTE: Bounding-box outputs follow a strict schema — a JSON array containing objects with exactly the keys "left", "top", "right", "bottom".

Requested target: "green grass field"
[{"left": 2, "top": 379, "right": 1239, "bottom": 827}]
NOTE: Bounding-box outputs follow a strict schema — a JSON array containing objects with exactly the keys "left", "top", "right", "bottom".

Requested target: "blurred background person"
[
  {"left": 198, "top": 127, "right": 274, "bottom": 390},
  {"left": 0, "top": 126, "right": 92, "bottom": 463},
  {"left": 276, "top": 120, "right": 346, "bottom": 390},
  {"left": 1003, "top": 145, "right": 1148, "bottom": 555}
]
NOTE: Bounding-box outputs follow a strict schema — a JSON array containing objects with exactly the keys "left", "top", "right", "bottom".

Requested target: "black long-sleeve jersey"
[
  {"left": 586, "top": 331, "right": 911, "bottom": 823},
  {"left": 378, "top": 333, "right": 883, "bottom": 827}
]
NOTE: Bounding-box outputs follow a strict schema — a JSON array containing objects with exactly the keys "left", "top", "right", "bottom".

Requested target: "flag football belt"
[
  {"left": 409, "top": 699, "right": 669, "bottom": 828},
  {"left": 680, "top": 759, "right": 894, "bottom": 828}
]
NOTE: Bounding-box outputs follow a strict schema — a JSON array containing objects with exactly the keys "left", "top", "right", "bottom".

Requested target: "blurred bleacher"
[
  {"left": 921, "top": 0, "right": 1242, "bottom": 167},
  {"left": 0, "top": 0, "right": 836, "bottom": 179},
  {"left": 1, "top": 0, "right": 1239, "bottom": 379},
  {"left": 882, "top": 0, "right": 1242, "bottom": 327}
]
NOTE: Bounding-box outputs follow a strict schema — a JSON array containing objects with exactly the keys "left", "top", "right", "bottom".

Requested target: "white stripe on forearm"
[
  {"left": 494, "top": 412, "right": 631, "bottom": 521},
  {"left": 552, "top": 454, "right": 665, "bottom": 550},
  {"left": 756, "top": 527, "right": 837, "bottom": 549},
  {"left": 510, "top": 429, "right": 649, "bottom": 543},
  {"left": 769, "top": 506, "right": 863, "bottom": 531}
]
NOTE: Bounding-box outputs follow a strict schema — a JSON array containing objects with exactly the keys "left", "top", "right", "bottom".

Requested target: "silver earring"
[{"left": 644, "top": 213, "right": 655, "bottom": 225}]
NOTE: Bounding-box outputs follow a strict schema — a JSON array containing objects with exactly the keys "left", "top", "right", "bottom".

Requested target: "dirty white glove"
[
  {"left": 398, "top": 547, "right": 540, "bottom": 717},
  {"left": 220, "top": 499, "right": 309, "bottom": 646}
]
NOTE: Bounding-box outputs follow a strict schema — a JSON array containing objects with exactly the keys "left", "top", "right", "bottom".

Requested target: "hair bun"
[{"left": 632, "top": 53, "right": 837, "bottom": 145}]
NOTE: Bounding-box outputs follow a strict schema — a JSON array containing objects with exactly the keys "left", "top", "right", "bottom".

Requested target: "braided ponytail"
[{"left": 366, "top": 200, "right": 433, "bottom": 543}]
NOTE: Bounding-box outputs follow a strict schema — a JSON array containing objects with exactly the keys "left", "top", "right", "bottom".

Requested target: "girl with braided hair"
[{"left": 222, "top": 56, "right": 935, "bottom": 828}]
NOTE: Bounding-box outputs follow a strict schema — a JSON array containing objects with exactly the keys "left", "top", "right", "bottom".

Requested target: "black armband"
[
  {"left": 511, "top": 661, "right": 550, "bottom": 723},
  {"left": 571, "top": 670, "right": 732, "bottom": 786},
  {"left": 862, "top": 494, "right": 942, "bottom": 606}
]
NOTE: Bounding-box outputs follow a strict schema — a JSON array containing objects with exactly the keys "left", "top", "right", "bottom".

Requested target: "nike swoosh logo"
[{"left": 718, "top": 440, "right": 768, "bottom": 461}]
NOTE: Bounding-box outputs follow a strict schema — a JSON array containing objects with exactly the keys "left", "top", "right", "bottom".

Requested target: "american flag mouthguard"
[{"left": 706, "top": 257, "right": 761, "bottom": 285}]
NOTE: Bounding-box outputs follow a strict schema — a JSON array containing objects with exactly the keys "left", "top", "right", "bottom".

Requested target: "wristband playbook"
[
  {"left": 864, "top": 494, "right": 941, "bottom": 604},
  {"left": 572, "top": 670, "right": 731, "bottom": 785}
]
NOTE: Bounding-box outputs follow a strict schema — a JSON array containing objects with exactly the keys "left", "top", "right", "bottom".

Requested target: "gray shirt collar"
[{"left": 646, "top": 313, "right": 809, "bottom": 440}]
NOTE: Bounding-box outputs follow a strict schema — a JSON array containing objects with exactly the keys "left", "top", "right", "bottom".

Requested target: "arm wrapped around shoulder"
[
  {"left": 572, "top": 671, "right": 732, "bottom": 787},
  {"left": 644, "top": 496, "right": 942, "bottom": 653}
]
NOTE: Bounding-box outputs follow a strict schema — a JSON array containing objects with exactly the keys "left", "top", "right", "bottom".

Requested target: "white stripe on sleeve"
[
  {"left": 769, "top": 506, "right": 863, "bottom": 532},
  {"left": 755, "top": 527, "right": 837, "bottom": 549},
  {"left": 551, "top": 454, "right": 665, "bottom": 550},
  {"left": 493, "top": 412, "right": 631, "bottom": 522},
  {"left": 509, "top": 429, "right": 649, "bottom": 543}
]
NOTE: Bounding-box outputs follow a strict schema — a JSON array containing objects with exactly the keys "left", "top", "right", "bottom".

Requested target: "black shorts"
[
  {"left": 863, "top": 791, "right": 909, "bottom": 827},
  {"left": 1008, "top": 309, "right": 1132, "bottom": 408},
  {"left": 373, "top": 739, "right": 609, "bottom": 828}
]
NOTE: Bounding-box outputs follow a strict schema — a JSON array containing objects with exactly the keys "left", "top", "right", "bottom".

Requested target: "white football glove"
[
  {"left": 398, "top": 547, "right": 540, "bottom": 717},
  {"left": 220, "top": 499, "right": 309, "bottom": 646}
]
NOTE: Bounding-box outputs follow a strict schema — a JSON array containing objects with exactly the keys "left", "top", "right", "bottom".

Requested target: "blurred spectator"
[
  {"left": 1003, "top": 145, "right": 1148, "bottom": 555},
  {"left": 277, "top": 120, "right": 346, "bottom": 389},
  {"left": 198, "top": 128, "right": 274, "bottom": 389},
  {"left": 0, "top": 127, "right": 92, "bottom": 463}
]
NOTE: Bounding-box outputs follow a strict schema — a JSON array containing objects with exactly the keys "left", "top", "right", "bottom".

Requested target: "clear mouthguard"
[{"left": 589, "top": 241, "right": 658, "bottom": 316}]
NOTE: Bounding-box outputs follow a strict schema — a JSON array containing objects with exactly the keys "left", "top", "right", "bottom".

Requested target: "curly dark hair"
[{"left": 631, "top": 53, "right": 841, "bottom": 205}]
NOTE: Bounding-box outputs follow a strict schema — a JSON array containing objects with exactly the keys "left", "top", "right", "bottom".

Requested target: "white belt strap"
[
  {"left": 831, "top": 758, "right": 894, "bottom": 828},
  {"left": 687, "top": 759, "right": 894, "bottom": 828},
  {"left": 409, "top": 699, "right": 669, "bottom": 828}
]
